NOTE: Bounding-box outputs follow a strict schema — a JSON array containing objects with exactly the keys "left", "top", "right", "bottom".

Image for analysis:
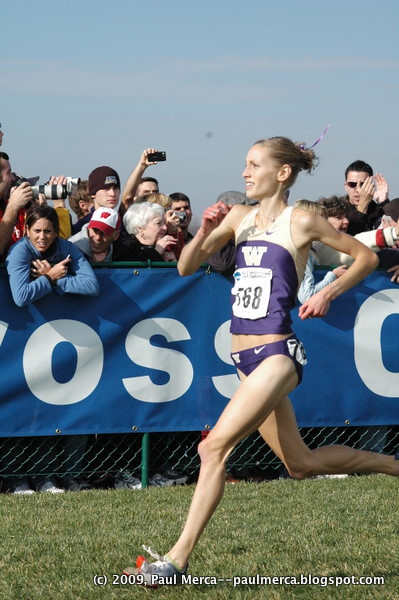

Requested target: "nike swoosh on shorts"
[{"left": 254, "top": 345, "right": 267, "bottom": 355}]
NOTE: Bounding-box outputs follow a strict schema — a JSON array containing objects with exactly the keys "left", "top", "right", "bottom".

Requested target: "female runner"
[{"left": 125, "top": 136, "right": 399, "bottom": 586}]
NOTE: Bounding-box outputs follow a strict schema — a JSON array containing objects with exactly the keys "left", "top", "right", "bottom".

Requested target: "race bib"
[{"left": 232, "top": 267, "right": 272, "bottom": 320}]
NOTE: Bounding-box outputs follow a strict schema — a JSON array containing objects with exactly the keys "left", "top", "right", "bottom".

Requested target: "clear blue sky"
[{"left": 2, "top": 0, "right": 399, "bottom": 223}]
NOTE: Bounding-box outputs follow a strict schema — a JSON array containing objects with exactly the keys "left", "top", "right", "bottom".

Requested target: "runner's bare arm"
[
  {"left": 178, "top": 203, "right": 249, "bottom": 276},
  {"left": 292, "top": 210, "right": 378, "bottom": 319}
]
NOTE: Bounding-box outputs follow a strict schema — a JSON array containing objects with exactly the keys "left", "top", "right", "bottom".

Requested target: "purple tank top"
[{"left": 230, "top": 206, "right": 306, "bottom": 335}]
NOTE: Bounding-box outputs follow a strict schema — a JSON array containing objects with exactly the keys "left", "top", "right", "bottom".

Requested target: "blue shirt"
[{"left": 6, "top": 237, "right": 100, "bottom": 307}]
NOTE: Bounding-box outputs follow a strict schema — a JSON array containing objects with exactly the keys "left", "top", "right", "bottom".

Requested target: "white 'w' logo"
[{"left": 241, "top": 246, "right": 268, "bottom": 266}]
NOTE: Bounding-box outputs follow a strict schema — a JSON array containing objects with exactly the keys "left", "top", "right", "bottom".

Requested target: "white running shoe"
[
  {"left": 124, "top": 545, "right": 187, "bottom": 587},
  {"left": 10, "top": 478, "right": 36, "bottom": 495},
  {"left": 149, "top": 473, "right": 178, "bottom": 487},
  {"left": 114, "top": 471, "right": 142, "bottom": 490},
  {"left": 162, "top": 469, "right": 188, "bottom": 485},
  {"left": 37, "top": 478, "right": 65, "bottom": 493}
]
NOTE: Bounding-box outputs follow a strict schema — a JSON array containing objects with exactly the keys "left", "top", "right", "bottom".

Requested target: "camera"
[
  {"left": 32, "top": 177, "right": 80, "bottom": 200},
  {"left": 14, "top": 176, "right": 80, "bottom": 201},
  {"left": 174, "top": 210, "right": 187, "bottom": 224}
]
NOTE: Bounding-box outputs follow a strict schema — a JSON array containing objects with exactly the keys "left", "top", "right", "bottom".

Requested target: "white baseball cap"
[{"left": 88, "top": 207, "right": 121, "bottom": 235}]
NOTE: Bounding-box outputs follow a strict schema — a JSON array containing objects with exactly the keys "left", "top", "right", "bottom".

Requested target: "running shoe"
[
  {"left": 114, "top": 471, "right": 142, "bottom": 490},
  {"left": 9, "top": 477, "right": 36, "bottom": 495},
  {"left": 37, "top": 477, "right": 65, "bottom": 493},
  {"left": 149, "top": 473, "right": 177, "bottom": 487},
  {"left": 123, "top": 545, "right": 187, "bottom": 587},
  {"left": 162, "top": 469, "right": 189, "bottom": 485},
  {"left": 149, "top": 471, "right": 188, "bottom": 487},
  {"left": 63, "top": 477, "right": 93, "bottom": 492}
]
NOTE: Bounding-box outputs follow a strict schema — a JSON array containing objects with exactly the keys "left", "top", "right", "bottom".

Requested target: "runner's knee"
[{"left": 198, "top": 437, "right": 230, "bottom": 467}]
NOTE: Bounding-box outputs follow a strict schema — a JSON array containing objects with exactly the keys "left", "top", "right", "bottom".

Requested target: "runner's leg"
[
  {"left": 167, "top": 354, "right": 298, "bottom": 569},
  {"left": 259, "top": 396, "right": 399, "bottom": 478}
]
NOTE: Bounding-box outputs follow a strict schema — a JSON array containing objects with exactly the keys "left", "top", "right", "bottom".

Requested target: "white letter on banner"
[
  {"left": 23, "top": 320, "right": 103, "bottom": 405},
  {"left": 0, "top": 320, "right": 8, "bottom": 347},
  {"left": 212, "top": 320, "right": 240, "bottom": 398},
  {"left": 354, "top": 289, "right": 399, "bottom": 397},
  {"left": 123, "top": 318, "right": 193, "bottom": 403}
]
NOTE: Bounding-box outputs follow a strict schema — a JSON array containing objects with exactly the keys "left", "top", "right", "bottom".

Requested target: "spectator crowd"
[{"left": 0, "top": 121, "right": 398, "bottom": 492}]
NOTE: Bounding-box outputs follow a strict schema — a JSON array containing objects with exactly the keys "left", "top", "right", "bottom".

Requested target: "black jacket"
[
  {"left": 346, "top": 197, "right": 390, "bottom": 235},
  {"left": 112, "top": 232, "right": 164, "bottom": 262}
]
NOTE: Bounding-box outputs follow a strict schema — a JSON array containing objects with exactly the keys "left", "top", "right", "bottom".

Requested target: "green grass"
[{"left": 0, "top": 476, "right": 397, "bottom": 599}]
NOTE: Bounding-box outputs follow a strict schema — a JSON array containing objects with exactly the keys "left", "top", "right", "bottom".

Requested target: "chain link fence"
[
  {"left": 1, "top": 263, "right": 397, "bottom": 491},
  {"left": 1, "top": 425, "right": 398, "bottom": 492}
]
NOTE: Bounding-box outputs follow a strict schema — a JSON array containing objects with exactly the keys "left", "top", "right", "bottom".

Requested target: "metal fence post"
[{"left": 141, "top": 433, "right": 150, "bottom": 488}]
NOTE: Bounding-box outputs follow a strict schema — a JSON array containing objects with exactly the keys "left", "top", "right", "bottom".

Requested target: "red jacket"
[{"left": 0, "top": 206, "right": 26, "bottom": 261}]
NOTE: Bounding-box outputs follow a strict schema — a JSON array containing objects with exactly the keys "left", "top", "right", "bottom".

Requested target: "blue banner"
[
  {"left": 291, "top": 269, "right": 399, "bottom": 427},
  {"left": 0, "top": 266, "right": 398, "bottom": 436}
]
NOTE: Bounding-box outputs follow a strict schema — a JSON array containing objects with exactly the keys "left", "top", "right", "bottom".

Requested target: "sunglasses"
[{"left": 346, "top": 181, "right": 365, "bottom": 189}]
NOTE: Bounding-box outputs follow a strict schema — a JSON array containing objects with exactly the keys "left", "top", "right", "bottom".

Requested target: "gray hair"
[{"left": 123, "top": 202, "right": 165, "bottom": 235}]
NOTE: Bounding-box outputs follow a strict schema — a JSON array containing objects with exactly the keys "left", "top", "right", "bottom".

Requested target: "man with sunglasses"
[{"left": 344, "top": 159, "right": 390, "bottom": 235}]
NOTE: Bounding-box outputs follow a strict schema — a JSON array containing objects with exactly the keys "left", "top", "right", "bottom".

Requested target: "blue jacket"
[
  {"left": 6, "top": 237, "right": 100, "bottom": 307},
  {"left": 297, "top": 250, "right": 336, "bottom": 305}
]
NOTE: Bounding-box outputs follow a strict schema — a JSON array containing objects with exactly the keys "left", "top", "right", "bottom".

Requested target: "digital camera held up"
[{"left": 174, "top": 210, "right": 188, "bottom": 224}]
